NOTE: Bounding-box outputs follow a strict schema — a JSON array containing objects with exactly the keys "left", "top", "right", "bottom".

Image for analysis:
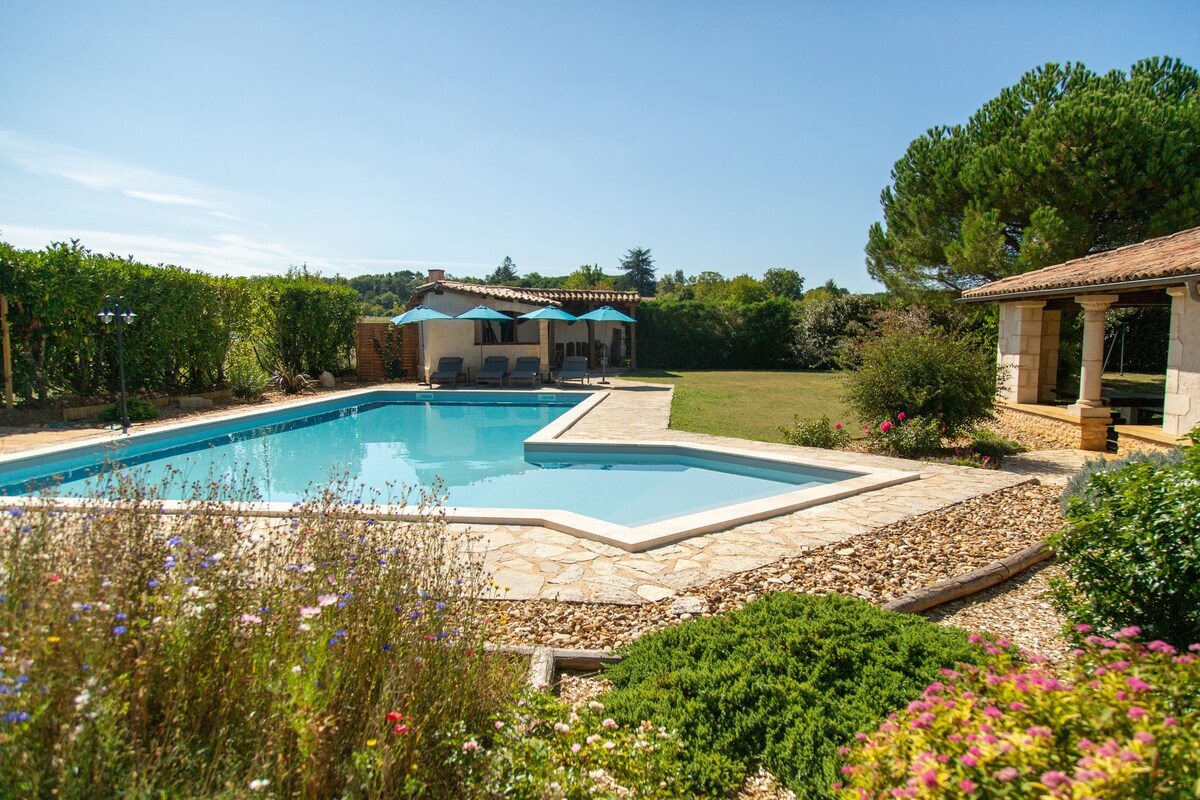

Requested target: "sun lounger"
[
  {"left": 429, "top": 357, "right": 465, "bottom": 387},
  {"left": 475, "top": 356, "right": 509, "bottom": 387},
  {"left": 555, "top": 355, "right": 589, "bottom": 386},
  {"left": 508, "top": 356, "right": 542, "bottom": 387}
]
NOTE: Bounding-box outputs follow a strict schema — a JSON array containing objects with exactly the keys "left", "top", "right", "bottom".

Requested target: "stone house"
[{"left": 962, "top": 226, "right": 1200, "bottom": 452}]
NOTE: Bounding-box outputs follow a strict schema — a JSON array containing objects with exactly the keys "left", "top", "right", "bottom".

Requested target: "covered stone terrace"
[{"left": 963, "top": 226, "right": 1200, "bottom": 452}]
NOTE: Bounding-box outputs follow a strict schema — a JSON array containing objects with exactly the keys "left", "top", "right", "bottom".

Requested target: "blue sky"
[{"left": 2, "top": 2, "right": 1198, "bottom": 292}]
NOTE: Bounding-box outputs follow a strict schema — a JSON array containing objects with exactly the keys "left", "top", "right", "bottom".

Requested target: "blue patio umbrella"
[
  {"left": 456, "top": 305, "right": 516, "bottom": 372},
  {"left": 517, "top": 305, "right": 579, "bottom": 322},
  {"left": 575, "top": 306, "right": 637, "bottom": 384},
  {"left": 390, "top": 305, "right": 452, "bottom": 325},
  {"left": 390, "top": 306, "right": 453, "bottom": 385}
]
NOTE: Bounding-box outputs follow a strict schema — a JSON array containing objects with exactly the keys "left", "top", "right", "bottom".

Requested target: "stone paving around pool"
[
  {"left": 456, "top": 378, "right": 1030, "bottom": 604},
  {"left": 1, "top": 379, "right": 1061, "bottom": 605}
]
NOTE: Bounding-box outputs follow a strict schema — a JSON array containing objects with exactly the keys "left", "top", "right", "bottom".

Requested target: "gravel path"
[
  {"left": 925, "top": 561, "right": 1072, "bottom": 664},
  {"left": 487, "top": 482, "right": 1066, "bottom": 650}
]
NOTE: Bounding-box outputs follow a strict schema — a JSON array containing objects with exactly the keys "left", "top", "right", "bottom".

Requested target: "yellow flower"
[
  {"left": 47, "top": 636, "right": 60, "bottom": 643},
  {"left": 366, "top": 739, "right": 377, "bottom": 747}
]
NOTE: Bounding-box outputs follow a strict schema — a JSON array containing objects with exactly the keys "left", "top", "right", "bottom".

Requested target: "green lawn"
[{"left": 626, "top": 369, "right": 855, "bottom": 443}]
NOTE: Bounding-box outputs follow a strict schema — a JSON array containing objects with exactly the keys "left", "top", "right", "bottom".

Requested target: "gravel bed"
[
  {"left": 488, "top": 482, "right": 1066, "bottom": 650},
  {"left": 925, "top": 561, "right": 1072, "bottom": 664}
]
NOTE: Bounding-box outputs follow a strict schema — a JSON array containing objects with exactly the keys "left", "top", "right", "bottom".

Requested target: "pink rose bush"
[{"left": 835, "top": 631, "right": 1200, "bottom": 798}]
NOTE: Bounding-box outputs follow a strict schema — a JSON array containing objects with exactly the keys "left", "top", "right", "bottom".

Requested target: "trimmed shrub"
[
  {"left": 600, "top": 593, "right": 984, "bottom": 798},
  {"left": 781, "top": 415, "right": 852, "bottom": 449},
  {"left": 837, "top": 631, "right": 1200, "bottom": 799},
  {"left": 842, "top": 309, "right": 997, "bottom": 437},
  {"left": 1050, "top": 432, "right": 1200, "bottom": 646},
  {"left": 96, "top": 396, "right": 159, "bottom": 423},
  {"left": 443, "top": 688, "right": 689, "bottom": 799}
]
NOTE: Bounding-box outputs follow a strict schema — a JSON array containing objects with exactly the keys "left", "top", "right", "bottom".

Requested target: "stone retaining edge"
[{"left": 879, "top": 541, "right": 1053, "bottom": 615}]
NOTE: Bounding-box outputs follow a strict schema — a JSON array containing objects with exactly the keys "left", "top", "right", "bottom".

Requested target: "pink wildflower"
[
  {"left": 959, "top": 780, "right": 977, "bottom": 793},
  {"left": 1127, "top": 706, "right": 1147, "bottom": 719},
  {"left": 880, "top": 421, "right": 893, "bottom": 433},
  {"left": 994, "top": 767, "right": 1019, "bottom": 783},
  {"left": 1041, "top": 771, "right": 1071, "bottom": 788},
  {"left": 602, "top": 718, "right": 619, "bottom": 729},
  {"left": 461, "top": 739, "right": 479, "bottom": 752},
  {"left": 897, "top": 412, "right": 906, "bottom": 421},
  {"left": 241, "top": 613, "right": 263, "bottom": 625},
  {"left": 299, "top": 606, "right": 321, "bottom": 619},
  {"left": 316, "top": 593, "right": 338, "bottom": 607},
  {"left": 1127, "top": 677, "right": 1151, "bottom": 692}
]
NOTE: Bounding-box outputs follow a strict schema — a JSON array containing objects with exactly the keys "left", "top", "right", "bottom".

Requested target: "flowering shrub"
[
  {"left": 781, "top": 415, "right": 852, "bottom": 449},
  {"left": 600, "top": 593, "right": 985, "bottom": 798},
  {"left": 866, "top": 413, "right": 944, "bottom": 458},
  {"left": 836, "top": 630, "right": 1200, "bottom": 799},
  {"left": 443, "top": 688, "right": 689, "bottom": 799},
  {"left": 842, "top": 308, "right": 997, "bottom": 437},
  {"left": 0, "top": 471, "right": 522, "bottom": 797},
  {"left": 1051, "top": 431, "right": 1200, "bottom": 646}
]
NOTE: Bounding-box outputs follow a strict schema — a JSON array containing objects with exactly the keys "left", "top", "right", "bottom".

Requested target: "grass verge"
[{"left": 626, "top": 370, "right": 855, "bottom": 443}]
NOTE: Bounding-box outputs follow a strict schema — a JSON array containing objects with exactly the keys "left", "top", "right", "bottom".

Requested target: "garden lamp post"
[{"left": 98, "top": 295, "right": 136, "bottom": 433}]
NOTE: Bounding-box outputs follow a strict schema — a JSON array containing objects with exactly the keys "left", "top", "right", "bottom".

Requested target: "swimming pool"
[{"left": 0, "top": 390, "right": 919, "bottom": 550}]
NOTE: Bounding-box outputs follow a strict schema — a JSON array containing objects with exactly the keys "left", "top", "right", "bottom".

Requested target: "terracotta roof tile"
[
  {"left": 962, "top": 225, "right": 1200, "bottom": 300},
  {"left": 411, "top": 280, "right": 640, "bottom": 307}
]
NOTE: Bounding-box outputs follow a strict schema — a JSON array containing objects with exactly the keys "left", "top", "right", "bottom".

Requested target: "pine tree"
[{"left": 619, "top": 247, "right": 656, "bottom": 296}]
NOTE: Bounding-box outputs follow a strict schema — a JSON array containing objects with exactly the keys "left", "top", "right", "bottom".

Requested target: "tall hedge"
[
  {"left": 252, "top": 277, "right": 359, "bottom": 376},
  {"left": 637, "top": 298, "right": 797, "bottom": 370},
  {"left": 0, "top": 239, "right": 357, "bottom": 405}
]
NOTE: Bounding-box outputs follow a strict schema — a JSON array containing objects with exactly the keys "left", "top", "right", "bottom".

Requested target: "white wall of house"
[
  {"left": 1165, "top": 287, "right": 1200, "bottom": 436},
  {"left": 414, "top": 292, "right": 545, "bottom": 381}
]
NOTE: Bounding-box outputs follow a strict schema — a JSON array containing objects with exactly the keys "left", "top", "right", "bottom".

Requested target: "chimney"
[{"left": 428, "top": 268, "right": 446, "bottom": 283}]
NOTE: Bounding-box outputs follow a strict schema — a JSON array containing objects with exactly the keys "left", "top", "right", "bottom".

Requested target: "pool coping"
[{"left": 0, "top": 387, "right": 920, "bottom": 552}]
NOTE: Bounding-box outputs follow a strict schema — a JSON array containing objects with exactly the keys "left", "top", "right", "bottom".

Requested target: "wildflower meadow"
[{"left": 0, "top": 468, "right": 524, "bottom": 798}]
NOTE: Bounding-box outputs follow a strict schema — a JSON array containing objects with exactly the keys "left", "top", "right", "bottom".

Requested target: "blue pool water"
[{"left": 0, "top": 397, "right": 845, "bottom": 527}]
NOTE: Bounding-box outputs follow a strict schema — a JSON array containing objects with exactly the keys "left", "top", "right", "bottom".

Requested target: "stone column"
[
  {"left": 996, "top": 300, "right": 1045, "bottom": 404},
  {"left": 1070, "top": 295, "right": 1118, "bottom": 409},
  {"left": 1068, "top": 294, "right": 1118, "bottom": 450},
  {"left": 1164, "top": 286, "right": 1200, "bottom": 437},
  {"left": 1037, "top": 309, "right": 1062, "bottom": 403}
]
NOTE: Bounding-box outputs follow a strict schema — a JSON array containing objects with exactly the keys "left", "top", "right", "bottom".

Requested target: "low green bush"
[
  {"left": 227, "top": 356, "right": 269, "bottom": 400},
  {"left": 600, "top": 593, "right": 984, "bottom": 798},
  {"left": 442, "top": 687, "right": 689, "bottom": 799},
  {"left": 837, "top": 631, "right": 1200, "bottom": 799},
  {"left": 1059, "top": 447, "right": 1187, "bottom": 512},
  {"left": 1050, "top": 430, "right": 1200, "bottom": 646},
  {"left": 781, "top": 414, "right": 851, "bottom": 449},
  {"left": 866, "top": 413, "right": 945, "bottom": 458},
  {"left": 968, "top": 428, "right": 1026, "bottom": 460},
  {"left": 96, "top": 395, "right": 159, "bottom": 423}
]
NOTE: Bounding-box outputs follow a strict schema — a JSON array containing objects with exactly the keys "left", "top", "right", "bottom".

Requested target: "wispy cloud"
[
  {"left": 0, "top": 224, "right": 494, "bottom": 279},
  {"left": 0, "top": 130, "right": 239, "bottom": 217}
]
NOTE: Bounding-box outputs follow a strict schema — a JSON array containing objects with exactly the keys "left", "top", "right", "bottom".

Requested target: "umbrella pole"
[
  {"left": 419, "top": 321, "right": 430, "bottom": 386},
  {"left": 596, "top": 321, "right": 610, "bottom": 385}
]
